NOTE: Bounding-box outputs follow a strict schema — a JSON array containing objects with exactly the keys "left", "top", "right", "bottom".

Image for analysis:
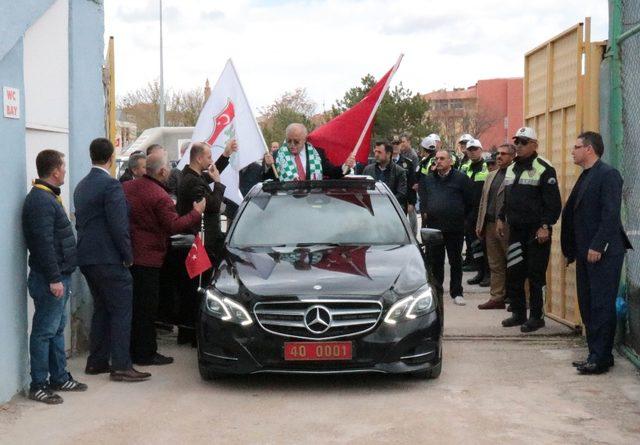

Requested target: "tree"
[
  {"left": 437, "top": 105, "right": 500, "bottom": 150},
  {"left": 331, "top": 74, "right": 438, "bottom": 149},
  {"left": 118, "top": 81, "right": 205, "bottom": 132},
  {"left": 258, "top": 88, "right": 316, "bottom": 144}
]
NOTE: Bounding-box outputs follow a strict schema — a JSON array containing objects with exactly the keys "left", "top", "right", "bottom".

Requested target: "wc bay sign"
[{"left": 3, "top": 87, "right": 20, "bottom": 119}]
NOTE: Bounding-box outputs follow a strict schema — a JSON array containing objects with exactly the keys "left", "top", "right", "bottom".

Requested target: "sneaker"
[
  {"left": 49, "top": 374, "right": 88, "bottom": 392},
  {"left": 453, "top": 296, "right": 466, "bottom": 306},
  {"left": 28, "top": 387, "right": 63, "bottom": 405}
]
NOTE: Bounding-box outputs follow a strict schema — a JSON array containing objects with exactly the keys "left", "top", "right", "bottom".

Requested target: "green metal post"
[{"left": 609, "top": 0, "right": 623, "bottom": 171}]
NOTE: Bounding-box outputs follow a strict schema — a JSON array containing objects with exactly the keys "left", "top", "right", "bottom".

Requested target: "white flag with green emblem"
[{"left": 178, "top": 59, "right": 267, "bottom": 204}]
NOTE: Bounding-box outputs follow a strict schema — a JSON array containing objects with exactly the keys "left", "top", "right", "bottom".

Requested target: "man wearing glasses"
[
  {"left": 476, "top": 144, "right": 516, "bottom": 310},
  {"left": 264, "top": 123, "right": 355, "bottom": 181},
  {"left": 498, "top": 127, "right": 562, "bottom": 332},
  {"left": 561, "top": 132, "right": 632, "bottom": 374}
]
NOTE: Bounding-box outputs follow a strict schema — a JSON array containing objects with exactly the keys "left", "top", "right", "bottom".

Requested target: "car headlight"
[
  {"left": 384, "top": 285, "right": 435, "bottom": 325},
  {"left": 204, "top": 289, "right": 253, "bottom": 326}
]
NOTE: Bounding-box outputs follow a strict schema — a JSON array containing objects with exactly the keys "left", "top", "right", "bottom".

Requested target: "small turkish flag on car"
[{"left": 185, "top": 234, "right": 212, "bottom": 279}]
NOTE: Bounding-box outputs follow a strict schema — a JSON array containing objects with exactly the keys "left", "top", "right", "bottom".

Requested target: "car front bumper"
[{"left": 197, "top": 308, "right": 442, "bottom": 376}]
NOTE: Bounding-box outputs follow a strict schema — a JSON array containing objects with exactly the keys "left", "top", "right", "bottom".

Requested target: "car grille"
[{"left": 253, "top": 299, "right": 383, "bottom": 340}]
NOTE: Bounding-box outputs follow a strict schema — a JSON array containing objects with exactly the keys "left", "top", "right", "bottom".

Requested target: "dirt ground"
[{"left": 2, "top": 279, "right": 640, "bottom": 445}]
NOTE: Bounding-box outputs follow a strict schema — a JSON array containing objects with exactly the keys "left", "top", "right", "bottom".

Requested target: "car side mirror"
[{"left": 420, "top": 228, "right": 444, "bottom": 247}]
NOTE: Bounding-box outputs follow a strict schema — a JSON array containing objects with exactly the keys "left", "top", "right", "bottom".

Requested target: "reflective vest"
[
  {"left": 460, "top": 159, "right": 488, "bottom": 182},
  {"left": 420, "top": 156, "right": 435, "bottom": 175},
  {"left": 504, "top": 156, "right": 550, "bottom": 187}
]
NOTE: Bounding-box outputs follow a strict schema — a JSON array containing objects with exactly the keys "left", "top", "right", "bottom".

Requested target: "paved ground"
[{"left": 1, "top": 273, "right": 640, "bottom": 445}]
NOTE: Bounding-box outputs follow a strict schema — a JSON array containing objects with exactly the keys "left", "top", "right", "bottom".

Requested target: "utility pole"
[{"left": 159, "top": 0, "right": 165, "bottom": 127}]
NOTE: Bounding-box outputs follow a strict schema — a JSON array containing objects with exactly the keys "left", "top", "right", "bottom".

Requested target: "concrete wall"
[
  {"left": 0, "top": 0, "right": 104, "bottom": 404},
  {"left": 68, "top": 0, "right": 105, "bottom": 351},
  {"left": 0, "top": 38, "right": 29, "bottom": 405}
]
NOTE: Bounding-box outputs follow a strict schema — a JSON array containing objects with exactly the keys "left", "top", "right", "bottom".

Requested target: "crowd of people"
[{"left": 22, "top": 122, "right": 630, "bottom": 404}]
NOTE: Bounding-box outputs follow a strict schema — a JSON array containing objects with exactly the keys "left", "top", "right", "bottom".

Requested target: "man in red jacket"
[{"left": 124, "top": 152, "right": 205, "bottom": 365}]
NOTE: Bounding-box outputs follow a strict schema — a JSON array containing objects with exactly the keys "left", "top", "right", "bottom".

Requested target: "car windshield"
[{"left": 229, "top": 191, "right": 410, "bottom": 247}]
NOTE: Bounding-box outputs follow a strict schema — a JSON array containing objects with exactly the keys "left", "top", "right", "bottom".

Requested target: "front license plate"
[{"left": 284, "top": 341, "right": 353, "bottom": 361}]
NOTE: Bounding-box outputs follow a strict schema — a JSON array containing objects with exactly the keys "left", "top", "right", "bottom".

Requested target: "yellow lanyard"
[{"left": 32, "top": 182, "right": 64, "bottom": 208}]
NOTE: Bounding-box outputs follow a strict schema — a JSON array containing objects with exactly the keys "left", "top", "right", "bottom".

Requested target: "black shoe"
[
  {"left": 49, "top": 374, "right": 88, "bottom": 392},
  {"left": 506, "top": 304, "right": 513, "bottom": 312},
  {"left": 502, "top": 315, "right": 526, "bottom": 327},
  {"left": 134, "top": 353, "right": 174, "bottom": 366},
  {"left": 577, "top": 362, "right": 610, "bottom": 375},
  {"left": 29, "top": 387, "right": 63, "bottom": 405},
  {"left": 85, "top": 363, "right": 111, "bottom": 375},
  {"left": 520, "top": 318, "right": 545, "bottom": 333},
  {"left": 110, "top": 368, "right": 152, "bottom": 382},
  {"left": 467, "top": 274, "right": 483, "bottom": 285},
  {"left": 462, "top": 263, "right": 477, "bottom": 272},
  {"left": 479, "top": 276, "right": 491, "bottom": 287},
  {"left": 573, "top": 358, "right": 614, "bottom": 368}
]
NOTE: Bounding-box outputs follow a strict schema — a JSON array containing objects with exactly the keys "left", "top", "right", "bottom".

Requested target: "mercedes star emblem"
[{"left": 304, "top": 305, "right": 332, "bottom": 334}]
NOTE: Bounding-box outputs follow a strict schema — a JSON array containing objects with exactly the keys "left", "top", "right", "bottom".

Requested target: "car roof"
[{"left": 249, "top": 177, "right": 389, "bottom": 198}]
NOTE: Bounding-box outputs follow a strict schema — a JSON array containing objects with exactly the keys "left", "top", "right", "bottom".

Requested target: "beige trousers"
[{"left": 485, "top": 222, "right": 509, "bottom": 302}]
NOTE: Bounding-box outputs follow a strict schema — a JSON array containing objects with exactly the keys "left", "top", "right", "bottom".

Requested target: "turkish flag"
[
  {"left": 307, "top": 65, "right": 395, "bottom": 166},
  {"left": 206, "top": 100, "right": 235, "bottom": 145},
  {"left": 185, "top": 234, "right": 212, "bottom": 279}
]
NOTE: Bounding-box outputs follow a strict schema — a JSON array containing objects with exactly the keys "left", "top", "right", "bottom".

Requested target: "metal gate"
[{"left": 523, "top": 19, "right": 605, "bottom": 329}]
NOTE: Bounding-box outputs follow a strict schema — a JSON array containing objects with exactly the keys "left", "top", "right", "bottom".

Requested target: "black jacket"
[
  {"left": 393, "top": 155, "right": 416, "bottom": 206},
  {"left": 499, "top": 153, "right": 562, "bottom": 228},
  {"left": 23, "top": 180, "right": 77, "bottom": 282},
  {"left": 419, "top": 169, "right": 473, "bottom": 233},
  {"left": 263, "top": 145, "right": 345, "bottom": 181},
  {"left": 362, "top": 162, "right": 407, "bottom": 207},
  {"left": 176, "top": 165, "right": 225, "bottom": 247},
  {"left": 561, "top": 160, "right": 632, "bottom": 261}
]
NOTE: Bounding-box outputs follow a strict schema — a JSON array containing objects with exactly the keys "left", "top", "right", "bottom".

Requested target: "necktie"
[{"left": 294, "top": 153, "right": 306, "bottom": 180}]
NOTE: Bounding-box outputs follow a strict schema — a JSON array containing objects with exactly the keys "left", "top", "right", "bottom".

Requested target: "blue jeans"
[{"left": 28, "top": 270, "right": 71, "bottom": 390}]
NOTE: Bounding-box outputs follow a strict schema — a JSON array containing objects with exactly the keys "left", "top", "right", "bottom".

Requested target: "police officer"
[
  {"left": 456, "top": 133, "right": 474, "bottom": 170},
  {"left": 460, "top": 139, "right": 490, "bottom": 286},
  {"left": 391, "top": 139, "right": 417, "bottom": 232},
  {"left": 498, "top": 127, "right": 562, "bottom": 332}
]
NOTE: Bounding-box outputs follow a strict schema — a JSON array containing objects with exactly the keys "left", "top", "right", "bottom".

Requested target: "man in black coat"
[
  {"left": 561, "top": 131, "right": 632, "bottom": 375},
  {"left": 362, "top": 142, "right": 407, "bottom": 206},
  {"left": 419, "top": 149, "right": 473, "bottom": 306},
  {"left": 75, "top": 138, "right": 151, "bottom": 382},
  {"left": 23, "top": 150, "right": 87, "bottom": 404}
]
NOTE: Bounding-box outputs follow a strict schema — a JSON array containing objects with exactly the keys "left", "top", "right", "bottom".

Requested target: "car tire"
[{"left": 412, "top": 360, "right": 442, "bottom": 380}]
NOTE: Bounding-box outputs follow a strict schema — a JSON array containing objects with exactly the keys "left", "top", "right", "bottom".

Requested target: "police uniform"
[
  {"left": 460, "top": 151, "right": 489, "bottom": 281},
  {"left": 500, "top": 132, "right": 562, "bottom": 331}
]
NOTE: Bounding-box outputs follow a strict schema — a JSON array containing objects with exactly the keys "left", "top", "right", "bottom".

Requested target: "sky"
[{"left": 104, "top": 0, "right": 609, "bottom": 115}]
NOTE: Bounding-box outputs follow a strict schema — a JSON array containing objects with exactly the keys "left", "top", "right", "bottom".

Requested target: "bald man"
[{"left": 263, "top": 123, "right": 356, "bottom": 181}]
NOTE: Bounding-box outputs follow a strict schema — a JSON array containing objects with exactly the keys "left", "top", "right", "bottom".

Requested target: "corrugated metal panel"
[{"left": 524, "top": 20, "right": 600, "bottom": 329}]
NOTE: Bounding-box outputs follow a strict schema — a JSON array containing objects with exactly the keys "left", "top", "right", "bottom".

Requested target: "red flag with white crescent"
[
  {"left": 185, "top": 234, "right": 212, "bottom": 279},
  {"left": 207, "top": 100, "right": 235, "bottom": 145}
]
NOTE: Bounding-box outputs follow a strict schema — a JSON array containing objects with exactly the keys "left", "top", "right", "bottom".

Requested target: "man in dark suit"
[
  {"left": 362, "top": 142, "right": 407, "bottom": 206},
  {"left": 561, "top": 131, "right": 632, "bottom": 375},
  {"left": 74, "top": 138, "right": 151, "bottom": 382}
]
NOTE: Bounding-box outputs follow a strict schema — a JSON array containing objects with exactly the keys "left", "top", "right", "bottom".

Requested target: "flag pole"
[
  {"left": 198, "top": 213, "right": 205, "bottom": 291},
  {"left": 345, "top": 54, "right": 404, "bottom": 170},
  {"left": 227, "top": 59, "right": 279, "bottom": 179}
]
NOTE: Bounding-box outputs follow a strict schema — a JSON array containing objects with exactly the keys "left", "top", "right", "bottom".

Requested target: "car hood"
[{"left": 215, "top": 244, "right": 427, "bottom": 297}]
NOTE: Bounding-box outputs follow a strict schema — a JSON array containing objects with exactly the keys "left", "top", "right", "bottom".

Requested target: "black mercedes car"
[{"left": 197, "top": 178, "right": 444, "bottom": 379}]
